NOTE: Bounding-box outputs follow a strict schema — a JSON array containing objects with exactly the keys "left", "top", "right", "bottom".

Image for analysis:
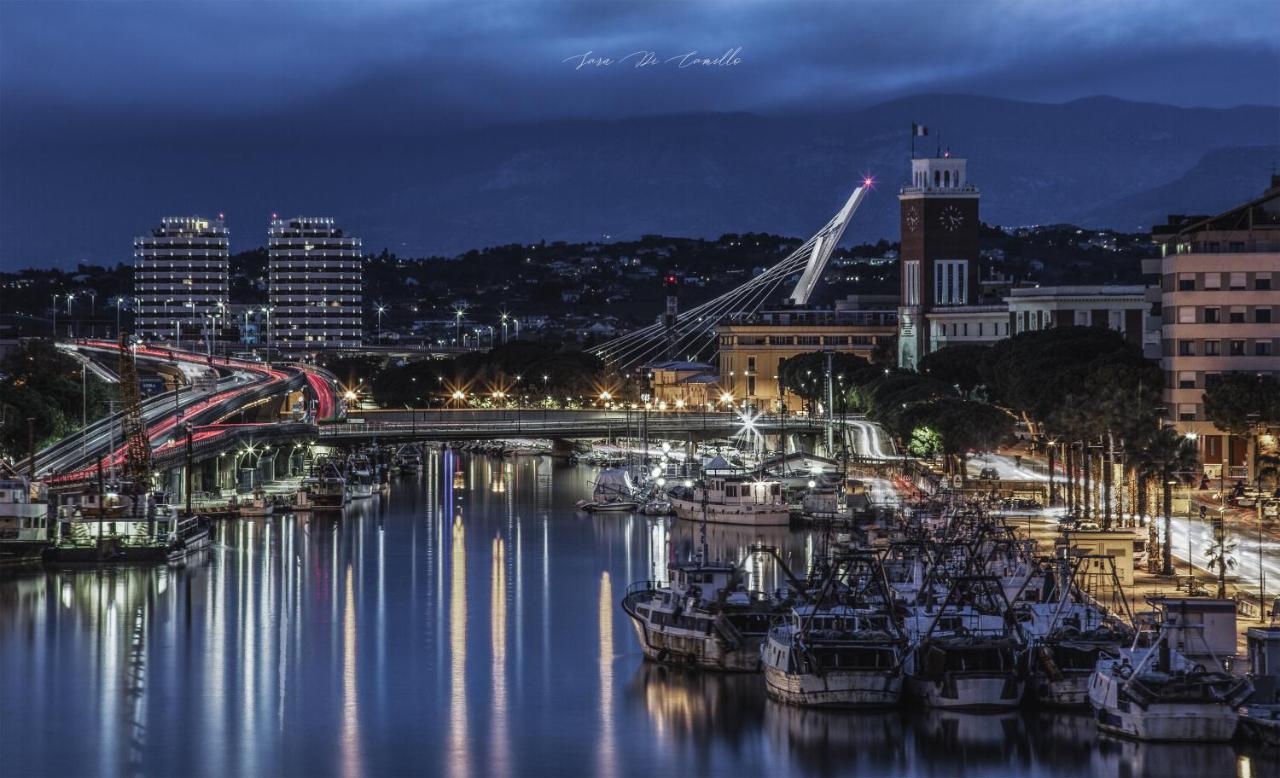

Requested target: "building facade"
[
  {"left": 134, "top": 216, "right": 229, "bottom": 343},
  {"left": 897, "top": 155, "right": 981, "bottom": 369},
  {"left": 268, "top": 217, "right": 363, "bottom": 352},
  {"left": 1147, "top": 177, "right": 1280, "bottom": 478},
  {"left": 647, "top": 360, "right": 721, "bottom": 410},
  {"left": 717, "top": 308, "right": 897, "bottom": 411},
  {"left": 1005, "top": 286, "right": 1148, "bottom": 344}
]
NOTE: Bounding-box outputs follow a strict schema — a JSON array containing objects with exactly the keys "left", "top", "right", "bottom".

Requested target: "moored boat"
[
  {"left": 670, "top": 474, "right": 790, "bottom": 527},
  {"left": 621, "top": 553, "right": 791, "bottom": 671},
  {"left": 904, "top": 575, "right": 1027, "bottom": 710},
  {"left": 762, "top": 550, "right": 906, "bottom": 707},
  {"left": 1088, "top": 618, "right": 1251, "bottom": 741}
]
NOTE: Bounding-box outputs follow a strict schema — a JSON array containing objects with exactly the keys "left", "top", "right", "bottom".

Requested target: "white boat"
[
  {"left": 621, "top": 553, "right": 790, "bottom": 672},
  {"left": 291, "top": 479, "right": 317, "bottom": 513},
  {"left": 1088, "top": 623, "right": 1251, "bottom": 742},
  {"left": 764, "top": 605, "right": 904, "bottom": 708},
  {"left": 762, "top": 550, "right": 906, "bottom": 708},
  {"left": 347, "top": 455, "right": 375, "bottom": 499},
  {"left": 1018, "top": 557, "right": 1133, "bottom": 708},
  {"left": 670, "top": 474, "right": 791, "bottom": 527},
  {"left": 903, "top": 576, "right": 1027, "bottom": 710},
  {"left": 238, "top": 491, "right": 275, "bottom": 518},
  {"left": 0, "top": 474, "right": 50, "bottom": 560},
  {"left": 308, "top": 460, "right": 347, "bottom": 513},
  {"left": 577, "top": 468, "right": 640, "bottom": 513}
]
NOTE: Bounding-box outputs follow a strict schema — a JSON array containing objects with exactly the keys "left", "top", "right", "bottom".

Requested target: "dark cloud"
[{"left": 1, "top": 0, "right": 1277, "bottom": 266}]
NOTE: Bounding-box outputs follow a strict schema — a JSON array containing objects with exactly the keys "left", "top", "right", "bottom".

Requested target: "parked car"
[{"left": 979, "top": 467, "right": 999, "bottom": 481}]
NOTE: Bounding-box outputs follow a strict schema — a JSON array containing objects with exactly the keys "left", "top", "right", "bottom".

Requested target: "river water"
[{"left": 0, "top": 452, "right": 1272, "bottom": 777}]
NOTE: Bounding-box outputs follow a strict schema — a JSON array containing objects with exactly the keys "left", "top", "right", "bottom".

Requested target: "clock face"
[
  {"left": 939, "top": 205, "right": 965, "bottom": 232},
  {"left": 904, "top": 205, "right": 921, "bottom": 232}
]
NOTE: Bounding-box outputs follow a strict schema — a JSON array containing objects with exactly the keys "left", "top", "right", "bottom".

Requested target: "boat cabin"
[
  {"left": 702, "top": 476, "right": 782, "bottom": 506},
  {"left": 670, "top": 561, "right": 735, "bottom": 599}
]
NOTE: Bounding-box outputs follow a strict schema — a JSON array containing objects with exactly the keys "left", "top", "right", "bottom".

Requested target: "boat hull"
[
  {"left": 1092, "top": 701, "right": 1239, "bottom": 742},
  {"left": 671, "top": 498, "right": 790, "bottom": 526},
  {"left": 907, "top": 674, "right": 1024, "bottom": 710},
  {"left": 627, "top": 618, "right": 762, "bottom": 672},
  {"left": 1031, "top": 671, "right": 1092, "bottom": 708},
  {"left": 764, "top": 664, "right": 902, "bottom": 708}
]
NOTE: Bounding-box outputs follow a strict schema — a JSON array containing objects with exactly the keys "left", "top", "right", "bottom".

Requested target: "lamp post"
[
  {"left": 51, "top": 294, "right": 59, "bottom": 339},
  {"left": 65, "top": 293, "right": 75, "bottom": 337},
  {"left": 114, "top": 296, "right": 124, "bottom": 338},
  {"left": 376, "top": 303, "right": 386, "bottom": 343}
]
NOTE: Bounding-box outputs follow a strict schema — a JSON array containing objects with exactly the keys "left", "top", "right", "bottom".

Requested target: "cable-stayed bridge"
[{"left": 592, "top": 181, "right": 871, "bottom": 370}]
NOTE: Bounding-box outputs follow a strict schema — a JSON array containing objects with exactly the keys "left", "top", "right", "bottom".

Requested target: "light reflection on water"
[{"left": 0, "top": 452, "right": 1272, "bottom": 778}]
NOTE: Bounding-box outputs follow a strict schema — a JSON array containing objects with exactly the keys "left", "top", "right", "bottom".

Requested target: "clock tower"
[{"left": 897, "top": 154, "right": 980, "bottom": 369}]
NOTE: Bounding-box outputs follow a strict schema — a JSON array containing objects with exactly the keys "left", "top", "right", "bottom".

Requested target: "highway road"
[{"left": 34, "top": 341, "right": 339, "bottom": 484}]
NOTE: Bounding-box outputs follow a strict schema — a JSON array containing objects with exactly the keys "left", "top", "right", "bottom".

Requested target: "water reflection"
[
  {"left": 448, "top": 513, "right": 468, "bottom": 778},
  {"left": 0, "top": 452, "right": 1268, "bottom": 778}
]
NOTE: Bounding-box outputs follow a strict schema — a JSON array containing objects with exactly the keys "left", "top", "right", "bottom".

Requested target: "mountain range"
[{"left": 2, "top": 94, "right": 1277, "bottom": 265}]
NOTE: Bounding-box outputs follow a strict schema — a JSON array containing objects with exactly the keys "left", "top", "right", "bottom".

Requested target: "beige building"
[
  {"left": 716, "top": 308, "right": 897, "bottom": 411},
  {"left": 647, "top": 360, "right": 721, "bottom": 410},
  {"left": 1147, "top": 176, "right": 1280, "bottom": 479}
]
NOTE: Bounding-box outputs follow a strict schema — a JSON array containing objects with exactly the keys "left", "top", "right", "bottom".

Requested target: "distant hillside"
[
  {"left": 1075, "top": 145, "right": 1280, "bottom": 231},
  {"left": 2, "top": 94, "right": 1277, "bottom": 264}
]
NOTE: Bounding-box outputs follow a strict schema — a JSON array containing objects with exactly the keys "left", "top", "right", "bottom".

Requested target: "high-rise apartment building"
[
  {"left": 268, "top": 216, "right": 363, "bottom": 352},
  {"left": 133, "top": 216, "right": 229, "bottom": 342},
  {"left": 1147, "top": 176, "right": 1280, "bottom": 479}
]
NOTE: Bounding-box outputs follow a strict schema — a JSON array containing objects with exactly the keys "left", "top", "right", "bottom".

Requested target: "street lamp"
[
  {"left": 376, "top": 302, "right": 386, "bottom": 343},
  {"left": 51, "top": 294, "right": 60, "bottom": 339}
]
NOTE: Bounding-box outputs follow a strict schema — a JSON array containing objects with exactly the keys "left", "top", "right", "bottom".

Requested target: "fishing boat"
[
  {"left": 1020, "top": 556, "right": 1133, "bottom": 707},
  {"left": 1088, "top": 616, "right": 1251, "bottom": 741},
  {"left": 762, "top": 551, "right": 906, "bottom": 707},
  {"left": 576, "top": 468, "right": 640, "bottom": 512},
  {"left": 903, "top": 575, "right": 1027, "bottom": 710},
  {"left": 0, "top": 471, "right": 51, "bottom": 561},
  {"left": 669, "top": 473, "right": 790, "bottom": 527},
  {"left": 621, "top": 548, "right": 796, "bottom": 672}
]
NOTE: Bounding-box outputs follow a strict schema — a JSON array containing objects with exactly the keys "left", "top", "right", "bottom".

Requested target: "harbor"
[{"left": 0, "top": 450, "right": 1276, "bottom": 776}]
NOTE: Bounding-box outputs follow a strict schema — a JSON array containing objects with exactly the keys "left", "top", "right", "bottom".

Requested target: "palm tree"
[
  {"left": 1134, "top": 427, "right": 1200, "bottom": 576},
  {"left": 1205, "top": 537, "right": 1237, "bottom": 599}
]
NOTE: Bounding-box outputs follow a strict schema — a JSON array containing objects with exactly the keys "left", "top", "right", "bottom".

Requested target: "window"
[
  {"left": 1178, "top": 371, "right": 1196, "bottom": 389},
  {"left": 934, "top": 260, "right": 968, "bottom": 305},
  {"left": 1177, "top": 307, "right": 1197, "bottom": 323},
  {"left": 1204, "top": 273, "right": 1221, "bottom": 289},
  {"left": 904, "top": 261, "right": 921, "bottom": 306},
  {"left": 1256, "top": 342, "right": 1273, "bottom": 357},
  {"left": 978, "top": 322, "right": 984, "bottom": 336},
  {"left": 1230, "top": 307, "right": 1246, "bottom": 324},
  {"left": 1179, "top": 404, "right": 1197, "bottom": 422},
  {"left": 1204, "top": 307, "right": 1220, "bottom": 324},
  {"left": 1205, "top": 340, "right": 1221, "bottom": 356},
  {"left": 1229, "top": 340, "right": 1245, "bottom": 357},
  {"left": 1229, "top": 272, "right": 1247, "bottom": 290},
  {"left": 1178, "top": 275, "right": 1196, "bottom": 292},
  {"left": 747, "top": 376, "right": 757, "bottom": 395},
  {"left": 1258, "top": 308, "right": 1273, "bottom": 324},
  {"left": 1178, "top": 340, "right": 1196, "bottom": 356},
  {"left": 1257, "top": 274, "right": 1273, "bottom": 291},
  {"left": 962, "top": 323, "right": 968, "bottom": 336}
]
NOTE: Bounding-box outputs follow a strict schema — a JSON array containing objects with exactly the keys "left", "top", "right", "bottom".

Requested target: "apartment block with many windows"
[
  {"left": 134, "top": 216, "right": 229, "bottom": 342},
  {"left": 1147, "top": 176, "right": 1280, "bottom": 478},
  {"left": 268, "top": 217, "right": 363, "bottom": 352}
]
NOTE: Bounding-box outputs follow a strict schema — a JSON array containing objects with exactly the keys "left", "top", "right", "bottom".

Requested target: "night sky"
[{"left": 2, "top": 0, "right": 1278, "bottom": 267}]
